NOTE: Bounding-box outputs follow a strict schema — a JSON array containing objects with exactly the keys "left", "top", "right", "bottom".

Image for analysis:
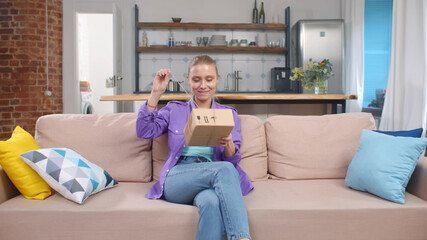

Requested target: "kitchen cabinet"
[{"left": 133, "top": 5, "right": 290, "bottom": 93}]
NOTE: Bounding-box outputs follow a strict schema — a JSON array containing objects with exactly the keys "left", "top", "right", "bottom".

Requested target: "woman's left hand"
[{"left": 219, "top": 134, "right": 236, "bottom": 158}]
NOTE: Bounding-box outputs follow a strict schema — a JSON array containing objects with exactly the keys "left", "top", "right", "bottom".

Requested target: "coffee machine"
[{"left": 270, "top": 67, "right": 300, "bottom": 93}]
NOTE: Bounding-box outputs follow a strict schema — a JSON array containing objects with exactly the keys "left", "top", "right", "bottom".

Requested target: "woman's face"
[{"left": 187, "top": 63, "right": 218, "bottom": 103}]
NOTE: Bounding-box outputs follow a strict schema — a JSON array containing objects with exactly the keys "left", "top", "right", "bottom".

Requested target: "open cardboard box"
[{"left": 184, "top": 109, "right": 235, "bottom": 146}]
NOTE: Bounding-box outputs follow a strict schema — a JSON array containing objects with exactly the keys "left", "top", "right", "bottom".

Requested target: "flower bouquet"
[{"left": 290, "top": 59, "right": 334, "bottom": 94}]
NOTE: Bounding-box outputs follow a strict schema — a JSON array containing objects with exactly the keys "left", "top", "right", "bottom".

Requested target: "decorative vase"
[{"left": 314, "top": 78, "right": 328, "bottom": 95}]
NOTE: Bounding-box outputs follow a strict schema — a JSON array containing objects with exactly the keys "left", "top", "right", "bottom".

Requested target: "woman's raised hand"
[
  {"left": 152, "top": 69, "right": 171, "bottom": 94},
  {"left": 146, "top": 69, "right": 172, "bottom": 112}
]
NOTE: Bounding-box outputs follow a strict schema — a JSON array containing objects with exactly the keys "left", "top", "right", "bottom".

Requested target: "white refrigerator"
[{"left": 291, "top": 19, "right": 345, "bottom": 94}]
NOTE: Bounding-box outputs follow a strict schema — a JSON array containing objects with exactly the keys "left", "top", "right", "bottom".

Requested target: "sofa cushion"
[
  {"left": 35, "top": 113, "right": 152, "bottom": 182},
  {"left": 245, "top": 180, "right": 427, "bottom": 240},
  {"left": 1, "top": 180, "right": 426, "bottom": 240},
  {"left": 238, "top": 115, "right": 268, "bottom": 181},
  {"left": 265, "top": 112, "right": 376, "bottom": 180},
  {"left": 152, "top": 115, "right": 268, "bottom": 181},
  {"left": 374, "top": 128, "right": 423, "bottom": 137},
  {"left": 0, "top": 126, "right": 51, "bottom": 199},
  {"left": 20, "top": 148, "right": 118, "bottom": 204},
  {"left": 152, "top": 134, "right": 168, "bottom": 181},
  {"left": 345, "top": 130, "right": 427, "bottom": 204},
  {"left": 0, "top": 182, "right": 199, "bottom": 240},
  {"left": 407, "top": 155, "right": 427, "bottom": 201}
]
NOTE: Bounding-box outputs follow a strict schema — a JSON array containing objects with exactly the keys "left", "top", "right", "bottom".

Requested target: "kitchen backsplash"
[{"left": 137, "top": 29, "right": 286, "bottom": 92}]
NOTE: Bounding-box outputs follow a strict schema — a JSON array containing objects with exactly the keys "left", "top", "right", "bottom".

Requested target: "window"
[{"left": 363, "top": 0, "right": 393, "bottom": 108}]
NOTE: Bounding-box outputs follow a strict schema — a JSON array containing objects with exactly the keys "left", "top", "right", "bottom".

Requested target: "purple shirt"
[{"left": 136, "top": 98, "right": 254, "bottom": 199}]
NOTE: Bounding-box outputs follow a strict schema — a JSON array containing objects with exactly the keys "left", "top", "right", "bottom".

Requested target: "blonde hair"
[
  {"left": 187, "top": 55, "right": 219, "bottom": 103},
  {"left": 187, "top": 55, "right": 219, "bottom": 77}
]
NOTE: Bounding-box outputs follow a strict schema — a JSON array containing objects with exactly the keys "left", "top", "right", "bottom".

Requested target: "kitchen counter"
[{"left": 100, "top": 93, "right": 357, "bottom": 114}]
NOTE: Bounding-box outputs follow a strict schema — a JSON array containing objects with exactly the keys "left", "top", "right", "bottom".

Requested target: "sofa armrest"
[
  {"left": 407, "top": 154, "right": 427, "bottom": 201},
  {"left": 0, "top": 166, "right": 19, "bottom": 204}
]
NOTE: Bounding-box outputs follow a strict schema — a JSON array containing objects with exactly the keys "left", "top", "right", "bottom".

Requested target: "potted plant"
[{"left": 290, "top": 59, "right": 334, "bottom": 95}]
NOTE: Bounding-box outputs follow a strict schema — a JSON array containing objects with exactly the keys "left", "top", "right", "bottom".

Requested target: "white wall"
[{"left": 136, "top": 0, "right": 342, "bottom": 26}]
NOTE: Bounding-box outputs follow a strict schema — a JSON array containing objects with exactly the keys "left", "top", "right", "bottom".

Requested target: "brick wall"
[{"left": 0, "top": 0, "right": 63, "bottom": 140}]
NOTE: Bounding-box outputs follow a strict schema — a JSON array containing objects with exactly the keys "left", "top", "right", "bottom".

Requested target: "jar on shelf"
[
  {"left": 141, "top": 31, "right": 148, "bottom": 47},
  {"left": 168, "top": 32, "right": 175, "bottom": 47}
]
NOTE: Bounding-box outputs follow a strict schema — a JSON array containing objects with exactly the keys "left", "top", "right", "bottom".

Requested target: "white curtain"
[
  {"left": 380, "top": 0, "right": 427, "bottom": 131},
  {"left": 342, "top": 0, "right": 365, "bottom": 112}
]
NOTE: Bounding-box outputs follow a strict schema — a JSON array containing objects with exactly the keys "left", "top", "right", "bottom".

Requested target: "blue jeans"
[{"left": 163, "top": 156, "right": 251, "bottom": 240}]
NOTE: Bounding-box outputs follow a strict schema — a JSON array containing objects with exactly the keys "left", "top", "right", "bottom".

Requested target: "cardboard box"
[{"left": 184, "top": 108, "right": 235, "bottom": 146}]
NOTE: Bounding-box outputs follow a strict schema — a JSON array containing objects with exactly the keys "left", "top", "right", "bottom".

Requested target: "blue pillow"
[
  {"left": 345, "top": 129, "right": 427, "bottom": 204},
  {"left": 374, "top": 128, "right": 423, "bottom": 137}
]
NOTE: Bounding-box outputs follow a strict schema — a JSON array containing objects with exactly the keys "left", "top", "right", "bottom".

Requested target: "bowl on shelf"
[
  {"left": 209, "top": 35, "right": 227, "bottom": 46},
  {"left": 230, "top": 39, "right": 239, "bottom": 47},
  {"left": 240, "top": 39, "right": 248, "bottom": 47},
  {"left": 171, "top": 17, "right": 182, "bottom": 23}
]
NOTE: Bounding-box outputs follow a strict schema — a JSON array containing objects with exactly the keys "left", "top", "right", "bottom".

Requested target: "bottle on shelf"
[
  {"left": 168, "top": 32, "right": 175, "bottom": 47},
  {"left": 252, "top": 0, "right": 258, "bottom": 24},
  {"left": 141, "top": 31, "right": 148, "bottom": 47},
  {"left": 259, "top": 2, "right": 265, "bottom": 24}
]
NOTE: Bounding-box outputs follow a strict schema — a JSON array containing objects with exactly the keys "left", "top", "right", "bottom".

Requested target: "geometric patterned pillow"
[{"left": 20, "top": 148, "right": 118, "bottom": 204}]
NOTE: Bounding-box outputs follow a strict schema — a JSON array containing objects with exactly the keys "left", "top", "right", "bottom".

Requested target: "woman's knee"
[{"left": 194, "top": 189, "right": 220, "bottom": 210}]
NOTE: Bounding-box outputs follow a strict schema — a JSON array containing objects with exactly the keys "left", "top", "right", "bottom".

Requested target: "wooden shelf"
[
  {"left": 133, "top": 5, "right": 291, "bottom": 94},
  {"left": 136, "top": 46, "right": 288, "bottom": 54},
  {"left": 137, "top": 22, "right": 287, "bottom": 30}
]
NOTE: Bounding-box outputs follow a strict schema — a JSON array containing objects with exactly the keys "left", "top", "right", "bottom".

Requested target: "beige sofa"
[{"left": 1, "top": 112, "right": 426, "bottom": 240}]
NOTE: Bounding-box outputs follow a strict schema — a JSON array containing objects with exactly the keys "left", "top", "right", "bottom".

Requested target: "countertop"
[{"left": 100, "top": 93, "right": 358, "bottom": 102}]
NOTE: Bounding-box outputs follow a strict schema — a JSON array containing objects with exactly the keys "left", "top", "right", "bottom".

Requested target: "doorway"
[
  {"left": 77, "top": 13, "right": 114, "bottom": 113},
  {"left": 63, "top": 0, "right": 131, "bottom": 114}
]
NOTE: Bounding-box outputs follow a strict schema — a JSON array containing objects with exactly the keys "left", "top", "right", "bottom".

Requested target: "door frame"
[{"left": 63, "top": 0, "right": 135, "bottom": 113}]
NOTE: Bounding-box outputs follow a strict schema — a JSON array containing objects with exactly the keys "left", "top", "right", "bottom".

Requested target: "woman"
[{"left": 136, "top": 55, "right": 253, "bottom": 240}]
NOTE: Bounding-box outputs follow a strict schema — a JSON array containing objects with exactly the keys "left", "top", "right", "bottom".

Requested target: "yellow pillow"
[{"left": 0, "top": 126, "right": 51, "bottom": 199}]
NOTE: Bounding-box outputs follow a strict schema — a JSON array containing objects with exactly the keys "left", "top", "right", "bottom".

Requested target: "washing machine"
[{"left": 80, "top": 81, "right": 93, "bottom": 114}]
